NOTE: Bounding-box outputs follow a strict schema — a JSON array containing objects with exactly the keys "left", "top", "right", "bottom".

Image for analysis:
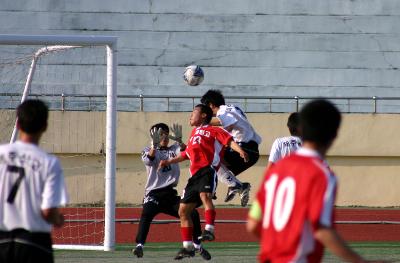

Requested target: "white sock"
[
  {"left": 136, "top": 243, "right": 143, "bottom": 248},
  {"left": 217, "top": 164, "right": 242, "bottom": 187},
  {"left": 183, "top": 241, "right": 194, "bottom": 249},
  {"left": 193, "top": 243, "right": 201, "bottom": 250},
  {"left": 205, "top": 224, "right": 215, "bottom": 232}
]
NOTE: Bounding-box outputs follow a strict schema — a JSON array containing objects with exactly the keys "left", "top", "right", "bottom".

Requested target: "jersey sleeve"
[
  {"left": 41, "top": 157, "right": 69, "bottom": 209},
  {"left": 308, "top": 169, "right": 337, "bottom": 229},
  {"left": 141, "top": 146, "right": 156, "bottom": 166},
  {"left": 215, "top": 127, "right": 233, "bottom": 146},
  {"left": 268, "top": 139, "right": 281, "bottom": 163},
  {"left": 217, "top": 110, "right": 238, "bottom": 128}
]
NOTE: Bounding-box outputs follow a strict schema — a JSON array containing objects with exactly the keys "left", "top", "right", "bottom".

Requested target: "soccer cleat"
[
  {"left": 240, "top": 182, "right": 251, "bottom": 207},
  {"left": 224, "top": 185, "right": 241, "bottom": 202},
  {"left": 196, "top": 246, "right": 211, "bottom": 260},
  {"left": 198, "top": 230, "right": 215, "bottom": 242},
  {"left": 132, "top": 245, "right": 143, "bottom": 258},
  {"left": 174, "top": 247, "right": 195, "bottom": 260}
]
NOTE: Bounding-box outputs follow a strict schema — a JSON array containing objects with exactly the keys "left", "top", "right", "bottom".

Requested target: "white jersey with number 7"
[{"left": 0, "top": 141, "right": 68, "bottom": 232}]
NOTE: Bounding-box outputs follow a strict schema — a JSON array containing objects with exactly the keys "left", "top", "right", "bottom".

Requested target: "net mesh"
[{"left": 0, "top": 44, "right": 108, "bottom": 247}]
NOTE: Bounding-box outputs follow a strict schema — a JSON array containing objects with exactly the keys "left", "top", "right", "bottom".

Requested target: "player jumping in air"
[
  {"left": 133, "top": 123, "right": 211, "bottom": 260},
  {"left": 159, "top": 104, "right": 248, "bottom": 260},
  {"left": 247, "top": 99, "right": 386, "bottom": 263},
  {"left": 0, "top": 100, "right": 69, "bottom": 263},
  {"left": 201, "top": 89, "right": 262, "bottom": 207}
]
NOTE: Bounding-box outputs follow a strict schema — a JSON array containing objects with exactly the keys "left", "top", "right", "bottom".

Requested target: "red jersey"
[
  {"left": 181, "top": 125, "right": 233, "bottom": 176},
  {"left": 252, "top": 148, "right": 337, "bottom": 263}
]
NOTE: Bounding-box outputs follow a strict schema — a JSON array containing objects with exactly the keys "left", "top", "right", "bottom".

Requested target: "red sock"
[
  {"left": 180, "top": 226, "right": 193, "bottom": 242},
  {"left": 204, "top": 209, "right": 216, "bottom": 226}
]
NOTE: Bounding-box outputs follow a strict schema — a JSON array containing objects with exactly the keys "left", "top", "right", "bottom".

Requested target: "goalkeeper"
[{"left": 132, "top": 123, "right": 211, "bottom": 260}]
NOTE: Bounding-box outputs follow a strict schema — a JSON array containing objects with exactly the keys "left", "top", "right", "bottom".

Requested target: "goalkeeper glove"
[
  {"left": 168, "top": 123, "right": 183, "bottom": 144},
  {"left": 150, "top": 127, "right": 162, "bottom": 148}
]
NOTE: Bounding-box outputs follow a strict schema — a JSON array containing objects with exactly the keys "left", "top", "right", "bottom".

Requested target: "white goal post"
[{"left": 0, "top": 34, "right": 117, "bottom": 251}]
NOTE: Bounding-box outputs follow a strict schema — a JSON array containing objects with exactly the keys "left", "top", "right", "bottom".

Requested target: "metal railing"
[{"left": 0, "top": 93, "right": 398, "bottom": 113}]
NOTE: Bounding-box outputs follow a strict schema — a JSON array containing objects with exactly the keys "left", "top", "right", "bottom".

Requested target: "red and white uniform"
[
  {"left": 181, "top": 125, "right": 233, "bottom": 176},
  {"left": 250, "top": 147, "right": 337, "bottom": 263}
]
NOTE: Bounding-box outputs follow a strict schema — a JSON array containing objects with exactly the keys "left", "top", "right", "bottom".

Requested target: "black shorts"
[
  {"left": 181, "top": 166, "right": 217, "bottom": 205},
  {"left": 224, "top": 140, "right": 260, "bottom": 175},
  {"left": 0, "top": 229, "right": 53, "bottom": 263},
  {"left": 144, "top": 186, "right": 180, "bottom": 207}
]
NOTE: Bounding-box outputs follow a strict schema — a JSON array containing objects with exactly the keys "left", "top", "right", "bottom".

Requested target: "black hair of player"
[
  {"left": 200, "top": 89, "right": 225, "bottom": 107},
  {"left": 287, "top": 112, "right": 300, "bottom": 136},
  {"left": 149, "top": 123, "right": 169, "bottom": 134},
  {"left": 17, "top": 99, "right": 48, "bottom": 134},
  {"left": 299, "top": 99, "right": 341, "bottom": 145},
  {"left": 195, "top": 104, "right": 213, "bottom": 124}
]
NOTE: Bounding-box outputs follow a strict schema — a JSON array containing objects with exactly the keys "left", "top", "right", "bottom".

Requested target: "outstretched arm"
[
  {"left": 228, "top": 140, "right": 249, "bottom": 162},
  {"left": 159, "top": 155, "right": 186, "bottom": 169}
]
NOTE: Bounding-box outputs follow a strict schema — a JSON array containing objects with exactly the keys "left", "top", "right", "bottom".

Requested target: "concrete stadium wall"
[
  {"left": 1, "top": 0, "right": 400, "bottom": 110},
  {"left": 1, "top": 110, "right": 399, "bottom": 207}
]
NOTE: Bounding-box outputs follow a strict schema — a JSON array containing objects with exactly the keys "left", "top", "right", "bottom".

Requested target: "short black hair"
[
  {"left": 200, "top": 89, "right": 225, "bottom": 107},
  {"left": 149, "top": 123, "right": 169, "bottom": 133},
  {"left": 17, "top": 99, "right": 48, "bottom": 134},
  {"left": 195, "top": 104, "right": 213, "bottom": 124},
  {"left": 299, "top": 99, "right": 341, "bottom": 145},
  {"left": 287, "top": 112, "right": 300, "bottom": 136}
]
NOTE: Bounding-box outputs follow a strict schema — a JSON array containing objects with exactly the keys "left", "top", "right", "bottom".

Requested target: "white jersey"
[
  {"left": 141, "top": 143, "right": 181, "bottom": 196},
  {"left": 268, "top": 136, "right": 302, "bottom": 163},
  {"left": 0, "top": 141, "right": 68, "bottom": 233},
  {"left": 216, "top": 104, "right": 262, "bottom": 144}
]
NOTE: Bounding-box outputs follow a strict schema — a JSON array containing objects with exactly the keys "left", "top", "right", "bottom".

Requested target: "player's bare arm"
[
  {"left": 159, "top": 155, "right": 185, "bottom": 168},
  {"left": 228, "top": 140, "right": 249, "bottom": 162},
  {"left": 41, "top": 207, "right": 65, "bottom": 227},
  {"left": 314, "top": 226, "right": 366, "bottom": 263}
]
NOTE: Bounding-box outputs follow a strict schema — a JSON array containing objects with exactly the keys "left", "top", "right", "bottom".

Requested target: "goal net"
[{"left": 0, "top": 35, "right": 117, "bottom": 251}]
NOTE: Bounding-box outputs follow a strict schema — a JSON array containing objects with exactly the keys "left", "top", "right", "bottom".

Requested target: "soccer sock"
[
  {"left": 217, "top": 164, "right": 242, "bottom": 187},
  {"left": 181, "top": 226, "right": 193, "bottom": 248},
  {"left": 204, "top": 209, "right": 216, "bottom": 229}
]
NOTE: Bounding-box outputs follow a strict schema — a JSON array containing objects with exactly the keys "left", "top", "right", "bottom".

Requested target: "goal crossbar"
[{"left": 0, "top": 34, "right": 118, "bottom": 251}]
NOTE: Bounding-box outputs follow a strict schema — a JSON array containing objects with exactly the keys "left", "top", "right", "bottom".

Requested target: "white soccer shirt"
[
  {"left": 141, "top": 143, "right": 181, "bottom": 196},
  {"left": 216, "top": 104, "right": 262, "bottom": 144},
  {"left": 268, "top": 136, "right": 302, "bottom": 163},
  {"left": 0, "top": 141, "right": 68, "bottom": 232}
]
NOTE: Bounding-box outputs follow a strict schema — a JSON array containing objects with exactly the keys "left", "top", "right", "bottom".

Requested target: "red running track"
[{"left": 53, "top": 208, "right": 400, "bottom": 244}]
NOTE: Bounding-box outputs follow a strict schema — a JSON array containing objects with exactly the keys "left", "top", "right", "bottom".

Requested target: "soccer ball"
[{"left": 183, "top": 65, "right": 204, "bottom": 86}]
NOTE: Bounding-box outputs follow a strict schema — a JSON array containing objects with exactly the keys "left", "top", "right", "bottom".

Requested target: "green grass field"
[{"left": 55, "top": 242, "right": 400, "bottom": 262}]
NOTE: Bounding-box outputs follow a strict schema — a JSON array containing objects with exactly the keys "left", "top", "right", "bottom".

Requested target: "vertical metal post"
[
  {"left": 61, "top": 93, "right": 65, "bottom": 112},
  {"left": 139, "top": 94, "right": 144, "bottom": 112},
  {"left": 372, "top": 96, "right": 377, "bottom": 113},
  {"left": 294, "top": 96, "right": 299, "bottom": 112}
]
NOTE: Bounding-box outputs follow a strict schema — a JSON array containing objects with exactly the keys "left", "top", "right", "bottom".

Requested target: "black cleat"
[
  {"left": 174, "top": 247, "right": 195, "bottom": 260},
  {"left": 132, "top": 245, "right": 143, "bottom": 258},
  {"left": 224, "top": 185, "right": 241, "bottom": 202},
  {"left": 196, "top": 246, "right": 211, "bottom": 260},
  {"left": 240, "top": 182, "right": 251, "bottom": 207},
  {"left": 198, "top": 230, "right": 215, "bottom": 242}
]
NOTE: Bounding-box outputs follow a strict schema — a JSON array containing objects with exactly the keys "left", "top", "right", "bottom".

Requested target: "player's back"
[
  {"left": 269, "top": 136, "right": 302, "bottom": 163},
  {"left": 0, "top": 141, "right": 66, "bottom": 232},
  {"left": 217, "top": 104, "right": 262, "bottom": 144},
  {"left": 258, "top": 148, "right": 336, "bottom": 263}
]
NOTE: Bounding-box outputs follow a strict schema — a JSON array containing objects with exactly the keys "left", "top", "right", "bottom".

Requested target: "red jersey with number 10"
[
  {"left": 255, "top": 148, "right": 337, "bottom": 263},
  {"left": 181, "top": 125, "right": 233, "bottom": 176}
]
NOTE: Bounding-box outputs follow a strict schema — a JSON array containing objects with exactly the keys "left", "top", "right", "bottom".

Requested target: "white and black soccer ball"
[{"left": 183, "top": 65, "right": 204, "bottom": 86}]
